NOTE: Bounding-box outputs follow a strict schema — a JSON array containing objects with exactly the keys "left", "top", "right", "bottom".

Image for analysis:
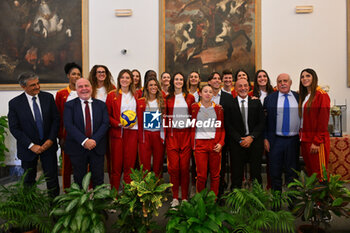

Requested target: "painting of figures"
[
  {"left": 0, "top": 0, "right": 83, "bottom": 88},
  {"left": 160, "top": 0, "right": 261, "bottom": 80}
]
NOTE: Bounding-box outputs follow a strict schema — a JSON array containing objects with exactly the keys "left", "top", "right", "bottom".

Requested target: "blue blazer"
[
  {"left": 8, "top": 91, "right": 59, "bottom": 161},
  {"left": 63, "top": 97, "right": 109, "bottom": 156},
  {"left": 263, "top": 91, "right": 299, "bottom": 147}
]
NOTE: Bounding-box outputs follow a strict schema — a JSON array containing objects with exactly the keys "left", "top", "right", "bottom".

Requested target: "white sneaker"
[
  {"left": 170, "top": 198, "right": 180, "bottom": 208},
  {"left": 182, "top": 199, "right": 188, "bottom": 203}
]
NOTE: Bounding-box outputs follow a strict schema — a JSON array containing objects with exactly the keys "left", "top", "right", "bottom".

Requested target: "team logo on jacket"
[{"left": 144, "top": 110, "right": 161, "bottom": 129}]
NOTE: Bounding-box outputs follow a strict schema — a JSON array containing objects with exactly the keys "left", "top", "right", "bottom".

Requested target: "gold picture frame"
[
  {"left": 0, "top": 0, "right": 89, "bottom": 90},
  {"left": 159, "top": 0, "right": 261, "bottom": 80}
]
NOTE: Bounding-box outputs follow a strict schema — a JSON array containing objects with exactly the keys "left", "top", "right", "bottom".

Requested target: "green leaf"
[
  {"left": 65, "top": 198, "right": 79, "bottom": 212},
  {"left": 81, "top": 217, "right": 91, "bottom": 232},
  {"left": 52, "top": 220, "right": 63, "bottom": 233},
  {"left": 80, "top": 193, "right": 89, "bottom": 205},
  {"left": 70, "top": 183, "right": 81, "bottom": 191},
  {"left": 75, "top": 213, "right": 83, "bottom": 231},
  {"left": 332, "top": 197, "right": 344, "bottom": 207},
  {"left": 82, "top": 172, "right": 92, "bottom": 192},
  {"left": 70, "top": 217, "right": 78, "bottom": 232},
  {"left": 94, "top": 189, "right": 111, "bottom": 199},
  {"left": 51, "top": 208, "right": 66, "bottom": 216},
  {"left": 203, "top": 219, "right": 219, "bottom": 231},
  {"left": 63, "top": 215, "right": 71, "bottom": 228},
  {"left": 187, "top": 217, "right": 201, "bottom": 225},
  {"left": 197, "top": 197, "right": 206, "bottom": 221}
]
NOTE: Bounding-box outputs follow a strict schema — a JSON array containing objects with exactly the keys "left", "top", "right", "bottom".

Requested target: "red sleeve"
[
  {"left": 187, "top": 94, "right": 196, "bottom": 113},
  {"left": 190, "top": 103, "right": 199, "bottom": 149},
  {"left": 106, "top": 92, "right": 121, "bottom": 128},
  {"left": 216, "top": 106, "right": 225, "bottom": 147},
  {"left": 312, "top": 91, "right": 330, "bottom": 145},
  {"left": 136, "top": 98, "right": 146, "bottom": 131}
]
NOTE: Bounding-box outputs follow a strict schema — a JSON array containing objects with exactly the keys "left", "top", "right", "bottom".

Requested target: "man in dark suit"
[
  {"left": 8, "top": 72, "right": 60, "bottom": 197},
  {"left": 228, "top": 78, "right": 265, "bottom": 189},
  {"left": 207, "top": 72, "right": 234, "bottom": 197},
  {"left": 263, "top": 73, "right": 300, "bottom": 191},
  {"left": 63, "top": 78, "right": 109, "bottom": 188}
]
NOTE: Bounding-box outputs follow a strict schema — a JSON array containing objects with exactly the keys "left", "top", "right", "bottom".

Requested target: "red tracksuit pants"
[
  {"left": 61, "top": 151, "right": 72, "bottom": 190},
  {"left": 166, "top": 128, "right": 191, "bottom": 200},
  {"left": 194, "top": 139, "right": 221, "bottom": 196},
  {"left": 110, "top": 129, "right": 138, "bottom": 190},
  {"left": 139, "top": 130, "right": 165, "bottom": 177},
  {"left": 301, "top": 141, "right": 330, "bottom": 179}
]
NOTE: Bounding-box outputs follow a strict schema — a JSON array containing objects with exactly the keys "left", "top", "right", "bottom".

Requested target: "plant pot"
[
  {"left": 297, "top": 224, "right": 326, "bottom": 233},
  {"left": 10, "top": 228, "right": 37, "bottom": 233},
  {"left": 23, "top": 230, "right": 37, "bottom": 233}
]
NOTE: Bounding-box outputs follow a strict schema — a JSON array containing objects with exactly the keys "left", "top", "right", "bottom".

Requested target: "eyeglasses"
[{"left": 97, "top": 71, "right": 106, "bottom": 74}]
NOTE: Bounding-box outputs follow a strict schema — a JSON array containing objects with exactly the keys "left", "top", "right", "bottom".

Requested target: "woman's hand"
[
  {"left": 213, "top": 143, "right": 222, "bottom": 152},
  {"left": 310, "top": 143, "right": 320, "bottom": 154}
]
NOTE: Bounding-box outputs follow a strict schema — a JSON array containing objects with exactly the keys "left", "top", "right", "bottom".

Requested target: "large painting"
[
  {"left": 159, "top": 0, "right": 261, "bottom": 80},
  {"left": 0, "top": 0, "right": 88, "bottom": 90}
]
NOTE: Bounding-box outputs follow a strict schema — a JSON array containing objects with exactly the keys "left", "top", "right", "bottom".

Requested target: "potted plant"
[
  {"left": 0, "top": 171, "right": 53, "bottom": 233},
  {"left": 50, "top": 172, "right": 115, "bottom": 233},
  {"left": 223, "top": 180, "right": 296, "bottom": 233},
  {"left": 166, "top": 189, "right": 234, "bottom": 233},
  {"left": 288, "top": 166, "right": 350, "bottom": 233},
  {"left": 0, "top": 115, "right": 9, "bottom": 169},
  {"left": 113, "top": 166, "right": 172, "bottom": 233}
]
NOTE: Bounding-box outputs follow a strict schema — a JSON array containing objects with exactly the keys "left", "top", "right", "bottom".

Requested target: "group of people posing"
[{"left": 8, "top": 64, "right": 330, "bottom": 209}]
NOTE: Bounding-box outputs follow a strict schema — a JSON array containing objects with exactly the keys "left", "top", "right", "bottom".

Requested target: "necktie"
[
  {"left": 84, "top": 101, "right": 92, "bottom": 138},
  {"left": 241, "top": 99, "right": 247, "bottom": 134},
  {"left": 282, "top": 94, "right": 290, "bottom": 136},
  {"left": 32, "top": 96, "right": 44, "bottom": 140}
]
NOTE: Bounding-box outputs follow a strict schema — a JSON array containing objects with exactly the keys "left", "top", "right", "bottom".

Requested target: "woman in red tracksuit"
[
  {"left": 191, "top": 85, "right": 225, "bottom": 196},
  {"left": 299, "top": 68, "right": 330, "bottom": 179},
  {"left": 106, "top": 69, "right": 138, "bottom": 190},
  {"left": 137, "top": 77, "right": 166, "bottom": 177},
  {"left": 160, "top": 72, "right": 171, "bottom": 96},
  {"left": 166, "top": 72, "right": 195, "bottom": 207},
  {"left": 55, "top": 62, "right": 81, "bottom": 191},
  {"left": 132, "top": 69, "right": 142, "bottom": 98},
  {"left": 187, "top": 71, "right": 201, "bottom": 102}
]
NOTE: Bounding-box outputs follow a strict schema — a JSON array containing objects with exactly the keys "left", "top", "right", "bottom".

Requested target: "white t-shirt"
[
  {"left": 195, "top": 104, "right": 216, "bottom": 139},
  {"left": 301, "top": 93, "right": 310, "bottom": 129},
  {"left": 173, "top": 93, "right": 190, "bottom": 129},
  {"left": 96, "top": 86, "right": 107, "bottom": 102},
  {"left": 190, "top": 90, "right": 199, "bottom": 102},
  {"left": 121, "top": 91, "right": 138, "bottom": 130},
  {"left": 259, "top": 90, "right": 267, "bottom": 105}
]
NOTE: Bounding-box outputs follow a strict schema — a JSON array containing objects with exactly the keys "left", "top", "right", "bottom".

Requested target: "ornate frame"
[{"left": 0, "top": 0, "right": 89, "bottom": 90}]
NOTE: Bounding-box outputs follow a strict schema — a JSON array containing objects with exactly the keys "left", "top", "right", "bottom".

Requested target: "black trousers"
[
  {"left": 268, "top": 135, "right": 300, "bottom": 191},
  {"left": 218, "top": 144, "right": 229, "bottom": 197},
  {"left": 70, "top": 150, "right": 104, "bottom": 189},
  {"left": 230, "top": 139, "right": 264, "bottom": 189},
  {"left": 21, "top": 153, "right": 59, "bottom": 198}
]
